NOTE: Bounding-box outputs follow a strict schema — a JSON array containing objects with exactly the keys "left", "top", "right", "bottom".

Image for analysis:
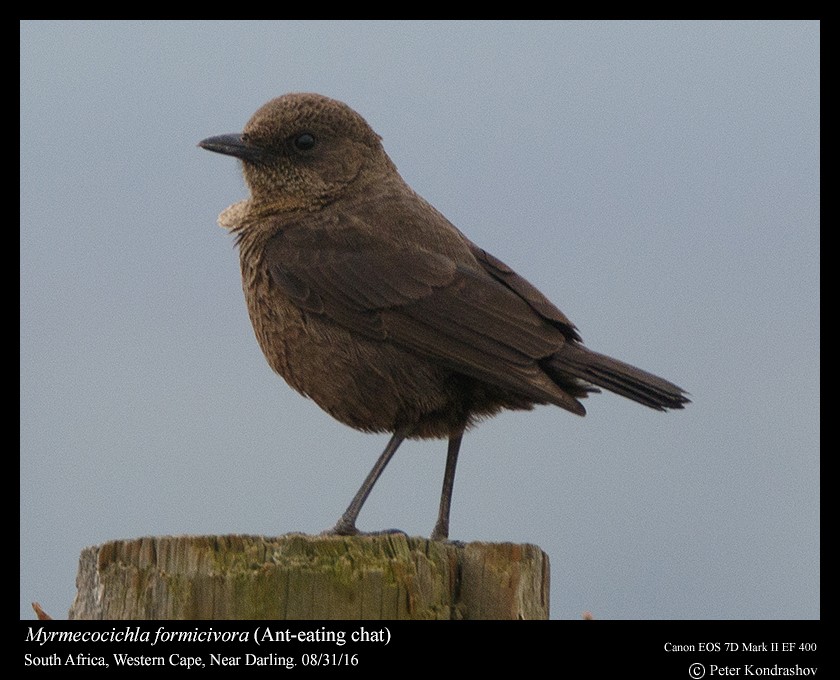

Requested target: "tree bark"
[{"left": 68, "top": 534, "right": 549, "bottom": 620}]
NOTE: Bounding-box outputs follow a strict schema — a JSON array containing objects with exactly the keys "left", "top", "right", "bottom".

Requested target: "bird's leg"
[
  {"left": 327, "top": 432, "right": 406, "bottom": 535},
  {"left": 430, "top": 431, "right": 464, "bottom": 541}
]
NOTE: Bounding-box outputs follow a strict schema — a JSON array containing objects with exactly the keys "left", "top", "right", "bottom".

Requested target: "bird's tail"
[{"left": 546, "top": 343, "right": 690, "bottom": 411}]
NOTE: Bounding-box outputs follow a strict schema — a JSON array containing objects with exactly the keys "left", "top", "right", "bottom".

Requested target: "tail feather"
[{"left": 547, "top": 343, "right": 690, "bottom": 411}]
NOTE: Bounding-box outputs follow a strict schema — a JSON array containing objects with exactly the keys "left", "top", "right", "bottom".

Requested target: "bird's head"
[{"left": 200, "top": 93, "right": 392, "bottom": 210}]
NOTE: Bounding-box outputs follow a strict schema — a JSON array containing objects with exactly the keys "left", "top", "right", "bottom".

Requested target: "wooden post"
[{"left": 68, "top": 534, "right": 549, "bottom": 620}]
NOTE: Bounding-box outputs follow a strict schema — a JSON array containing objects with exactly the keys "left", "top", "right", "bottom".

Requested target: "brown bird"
[{"left": 199, "top": 93, "right": 689, "bottom": 540}]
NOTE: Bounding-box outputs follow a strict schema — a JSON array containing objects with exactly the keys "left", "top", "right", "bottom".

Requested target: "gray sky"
[{"left": 20, "top": 20, "right": 819, "bottom": 620}]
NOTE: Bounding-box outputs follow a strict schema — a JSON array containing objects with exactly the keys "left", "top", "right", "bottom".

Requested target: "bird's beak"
[{"left": 198, "top": 134, "right": 270, "bottom": 164}]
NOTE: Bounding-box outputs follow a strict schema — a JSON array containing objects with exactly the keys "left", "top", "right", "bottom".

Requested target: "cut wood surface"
[{"left": 68, "top": 534, "right": 549, "bottom": 620}]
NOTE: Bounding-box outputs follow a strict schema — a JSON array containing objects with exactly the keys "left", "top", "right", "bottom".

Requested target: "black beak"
[{"left": 198, "top": 134, "right": 270, "bottom": 164}]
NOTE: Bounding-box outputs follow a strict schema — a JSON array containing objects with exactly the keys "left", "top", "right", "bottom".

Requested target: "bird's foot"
[
  {"left": 430, "top": 520, "right": 449, "bottom": 542},
  {"left": 321, "top": 517, "right": 359, "bottom": 536},
  {"left": 430, "top": 530, "right": 465, "bottom": 546},
  {"left": 321, "top": 519, "right": 407, "bottom": 538},
  {"left": 364, "top": 528, "right": 408, "bottom": 537}
]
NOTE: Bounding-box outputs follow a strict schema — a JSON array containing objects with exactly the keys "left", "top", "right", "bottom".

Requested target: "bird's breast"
[{"left": 239, "top": 253, "right": 458, "bottom": 435}]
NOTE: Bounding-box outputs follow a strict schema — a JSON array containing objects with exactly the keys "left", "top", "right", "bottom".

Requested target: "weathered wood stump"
[{"left": 68, "top": 534, "right": 549, "bottom": 620}]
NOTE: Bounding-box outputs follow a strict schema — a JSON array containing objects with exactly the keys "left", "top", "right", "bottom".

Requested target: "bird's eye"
[{"left": 293, "top": 133, "right": 316, "bottom": 151}]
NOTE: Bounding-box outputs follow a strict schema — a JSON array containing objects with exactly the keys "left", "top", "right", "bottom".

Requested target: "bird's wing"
[
  {"left": 262, "top": 213, "right": 586, "bottom": 413},
  {"left": 462, "top": 238, "right": 582, "bottom": 342}
]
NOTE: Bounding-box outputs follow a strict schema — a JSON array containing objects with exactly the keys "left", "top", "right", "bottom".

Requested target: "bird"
[{"left": 199, "top": 92, "right": 689, "bottom": 541}]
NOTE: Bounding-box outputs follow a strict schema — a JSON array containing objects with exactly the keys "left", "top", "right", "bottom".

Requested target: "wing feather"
[{"left": 262, "top": 213, "right": 583, "bottom": 411}]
